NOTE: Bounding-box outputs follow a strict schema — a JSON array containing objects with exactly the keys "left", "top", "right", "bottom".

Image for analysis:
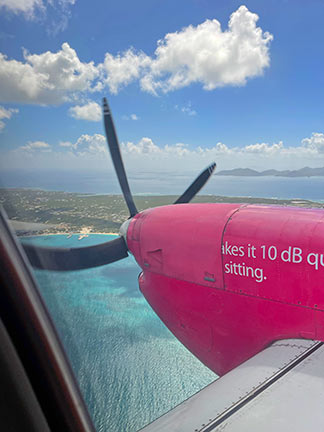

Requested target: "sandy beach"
[{"left": 19, "top": 231, "right": 119, "bottom": 238}]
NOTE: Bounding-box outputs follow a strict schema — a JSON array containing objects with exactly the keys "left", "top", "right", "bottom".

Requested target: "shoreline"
[{"left": 19, "top": 232, "right": 119, "bottom": 238}]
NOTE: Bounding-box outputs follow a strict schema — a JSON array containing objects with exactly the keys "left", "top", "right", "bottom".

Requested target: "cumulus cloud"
[
  {"left": 14, "top": 133, "right": 324, "bottom": 163},
  {"left": 103, "top": 5, "right": 273, "bottom": 94},
  {"left": 244, "top": 141, "right": 283, "bottom": 154},
  {"left": 5, "top": 133, "right": 111, "bottom": 172},
  {"left": 0, "top": 105, "right": 18, "bottom": 131},
  {"left": 0, "top": 6, "right": 272, "bottom": 105},
  {"left": 69, "top": 101, "right": 101, "bottom": 121},
  {"left": 58, "top": 134, "right": 107, "bottom": 155},
  {"left": 23, "top": 134, "right": 107, "bottom": 154},
  {"left": 72, "top": 133, "right": 107, "bottom": 155},
  {"left": 122, "top": 138, "right": 226, "bottom": 161},
  {"left": 0, "top": 43, "right": 99, "bottom": 104},
  {"left": 5, "top": 131, "right": 324, "bottom": 174},
  {"left": 302, "top": 133, "right": 324, "bottom": 154},
  {"left": 101, "top": 48, "right": 152, "bottom": 94},
  {"left": 122, "top": 137, "right": 160, "bottom": 155},
  {"left": 119, "top": 134, "right": 324, "bottom": 172}
]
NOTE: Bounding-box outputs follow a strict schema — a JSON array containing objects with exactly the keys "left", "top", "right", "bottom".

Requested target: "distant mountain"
[
  {"left": 216, "top": 167, "right": 324, "bottom": 177},
  {"left": 216, "top": 168, "right": 260, "bottom": 176}
]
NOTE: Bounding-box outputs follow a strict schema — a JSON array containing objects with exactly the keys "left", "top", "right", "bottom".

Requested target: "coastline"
[
  {"left": 19, "top": 231, "right": 119, "bottom": 238},
  {"left": 7, "top": 189, "right": 323, "bottom": 242}
]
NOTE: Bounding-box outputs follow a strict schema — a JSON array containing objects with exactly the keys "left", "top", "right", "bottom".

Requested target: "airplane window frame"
[{"left": 0, "top": 206, "right": 96, "bottom": 432}]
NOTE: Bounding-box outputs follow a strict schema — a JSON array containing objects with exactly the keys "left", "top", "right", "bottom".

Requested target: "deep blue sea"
[
  {"left": 21, "top": 234, "right": 217, "bottom": 432},
  {"left": 2, "top": 170, "right": 324, "bottom": 201}
]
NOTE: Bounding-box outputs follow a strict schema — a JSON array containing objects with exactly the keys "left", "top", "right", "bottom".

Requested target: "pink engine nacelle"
[{"left": 127, "top": 203, "right": 324, "bottom": 375}]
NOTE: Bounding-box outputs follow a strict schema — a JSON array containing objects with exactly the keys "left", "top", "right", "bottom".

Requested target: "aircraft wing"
[{"left": 141, "top": 339, "right": 324, "bottom": 431}]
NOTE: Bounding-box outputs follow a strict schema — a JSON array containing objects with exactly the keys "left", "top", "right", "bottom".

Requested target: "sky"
[{"left": 0, "top": 0, "right": 324, "bottom": 186}]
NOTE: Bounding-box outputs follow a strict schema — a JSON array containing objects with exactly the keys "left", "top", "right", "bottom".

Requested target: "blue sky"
[{"left": 0, "top": 0, "right": 324, "bottom": 182}]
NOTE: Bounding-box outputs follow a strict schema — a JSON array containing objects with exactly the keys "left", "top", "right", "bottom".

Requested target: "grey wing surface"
[{"left": 140, "top": 339, "right": 324, "bottom": 432}]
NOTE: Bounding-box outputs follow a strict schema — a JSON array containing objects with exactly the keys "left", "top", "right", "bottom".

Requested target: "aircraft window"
[{"left": 0, "top": 190, "right": 217, "bottom": 431}]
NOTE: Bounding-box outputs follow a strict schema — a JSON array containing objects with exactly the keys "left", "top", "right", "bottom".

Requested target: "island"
[
  {"left": 1, "top": 188, "right": 323, "bottom": 237},
  {"left": 216, "top": 167, "right": 324, "bottom": 177}
]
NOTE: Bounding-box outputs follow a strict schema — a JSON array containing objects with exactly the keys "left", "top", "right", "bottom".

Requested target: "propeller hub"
[{"left": 119, "top": 218, "right": 132, "bottom": 250}]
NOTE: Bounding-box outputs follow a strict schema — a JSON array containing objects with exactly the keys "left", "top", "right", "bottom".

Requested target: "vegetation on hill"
[{"left": 0, "top": 188, "right": 322, "bottom": 235}]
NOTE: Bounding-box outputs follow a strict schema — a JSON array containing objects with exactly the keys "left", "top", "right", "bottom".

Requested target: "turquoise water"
[{"left": 21, "top": 234, "right": 217, "bottom": 432}]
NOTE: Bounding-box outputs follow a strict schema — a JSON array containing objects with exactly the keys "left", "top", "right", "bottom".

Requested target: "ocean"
[
  {"left": 21, "top": 234, "right": 217, "bottom": 432},
  {"left": 2, "top": 170, "right": 324, "bottom": 201}
]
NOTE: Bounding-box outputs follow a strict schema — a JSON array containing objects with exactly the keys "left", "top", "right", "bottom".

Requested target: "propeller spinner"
[{"left": 22, "top": 99, "right": 216, "bottom": 271}]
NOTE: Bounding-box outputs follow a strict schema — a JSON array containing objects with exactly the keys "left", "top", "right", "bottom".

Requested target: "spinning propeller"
[{"left": 22, "top": 98, "right": 216, "bottom": 271}]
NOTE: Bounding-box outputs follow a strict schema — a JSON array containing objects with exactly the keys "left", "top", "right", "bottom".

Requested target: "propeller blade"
[
  {"left": 22, "top": 236, "right": 128, "bottom": 271},
  {"left": 103, "top": 98, "right": 138, "bottom": 217},
  {"left": 173, "top": 162, "right": 216, "bottom": 204}
]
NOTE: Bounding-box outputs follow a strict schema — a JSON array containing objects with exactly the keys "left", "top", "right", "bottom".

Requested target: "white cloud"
[
  {"left": 72, "top": 133, "right": 107, "bottom": 155},
  {"left": 19, "top": 140, "right": 51, "bottom": 151},
  {"left": 0, "top": 0, "right": 43, "bottom": 17},
  {"left": 122, "top": 137, "right": 160, "bottom": 155},
  {"left": 101, "top": 48, "right": 151, "bottom": 94},
  {"left": 0, "top": 105, "right": 18, "bottom": 131},
  {"left": 0, "top": 43, "right": 99, "bottom": 104},
  {"left": 36, "top": 134, "right": 107, "bottom": 154},
  {"left": 69, "top": 101, "right": 101, "bottom": 121},
  {"left": 148, "top": 5, "right": 273, "bottom": 93},
  {"left": 0, "top": 0, "right": 76, "bottom": 33},
  {"left": 0, "top": 6, "right": 272, "bottom": 105},
  {"left": 58, "top": 134, "right": 107, "bottom": 155},
  {"left": 243, "top": 141, "right": 283, "bottom": 154},
  {"left": 0, "top": 106, "right": 17, "bottom": 120},
  {"left": 103, "top": 5, "right": 273, "bottom": 94},
  {"left": 302, "top": 133, "right": 324, "bottom": 154},
  {"left": 3, "top": 133, "right": 111, "bottom": 172},
  {"left": 119, "top": 134, "right": 324, "bottom": 172},
  {"left": 4, "top": 131, "right": 324, "bottom": 174}
]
